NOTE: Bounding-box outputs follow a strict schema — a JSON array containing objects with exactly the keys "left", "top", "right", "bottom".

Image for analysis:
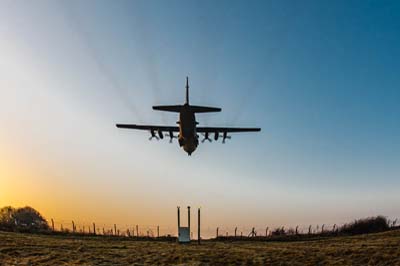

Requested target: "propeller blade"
[
  {"left": 201, "top": 132, "right": 212, "bottom": 143},
  {"left": 222, "top": 135, "right": 231, "bottom": 144}
]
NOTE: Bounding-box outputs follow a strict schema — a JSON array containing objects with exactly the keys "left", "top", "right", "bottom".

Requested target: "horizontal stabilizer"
[
  {"left": 190, "top": 105, "right": 221, "bottom": 113},
  {"left": 152, "top": 105, "right": 183, "bottom": 112}
]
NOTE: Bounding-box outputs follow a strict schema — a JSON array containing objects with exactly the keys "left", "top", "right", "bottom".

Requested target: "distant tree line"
[{"left": 0, "top": 206, "right": 50, "bottom": 233}]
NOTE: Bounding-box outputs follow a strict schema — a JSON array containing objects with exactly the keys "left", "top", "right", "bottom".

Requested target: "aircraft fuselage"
[{"left": 178, "top": 104, "right": 198, "bottom": 155}]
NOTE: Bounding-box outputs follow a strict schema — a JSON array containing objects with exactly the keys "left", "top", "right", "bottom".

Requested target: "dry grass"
[{"left": 1, "top": 230, "right": 400, "bottom": 265}]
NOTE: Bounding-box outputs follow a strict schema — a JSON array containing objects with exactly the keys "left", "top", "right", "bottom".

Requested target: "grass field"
[{"left": 1, "top": 230, "right": 400, "bottom": 265}]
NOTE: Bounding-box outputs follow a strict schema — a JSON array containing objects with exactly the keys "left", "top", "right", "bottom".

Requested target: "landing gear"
[{"left": 178, "top": 138, "right": 184, "bottom": 147}]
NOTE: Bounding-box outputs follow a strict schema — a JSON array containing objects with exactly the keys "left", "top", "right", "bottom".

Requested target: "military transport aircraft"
[{"left": 116, "top": 77, "right": 261, "bottom": 155}]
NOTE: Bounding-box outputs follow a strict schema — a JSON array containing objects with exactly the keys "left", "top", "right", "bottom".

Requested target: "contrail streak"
[{"left": 61, "top": 2, "right": 144, "bottom": 123}]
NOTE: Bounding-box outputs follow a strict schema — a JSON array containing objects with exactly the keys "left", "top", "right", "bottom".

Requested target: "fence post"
[
  {"left": 321, "top": 224, "right": 325, "bottom": 233},
  {"left": 266, "top": 227, "right": 269, "bottom": 237},
  {"left": 51, "top": 219, "right": 55, "bottom": 231},
  {"left": 198, "top": 208, "right": 201, "bottom": 245},
  {"left": 308, "top": 225, "right": 312, "bottom": 234},
  {"left": 296, "top": 226, "right": 298, "bottom": 235},
  {"left": 187, "top": 206, "right": 191, "bottom": 238},
  {"left": 216, "top": 227, "right": 219, "bottom": 238},
  {"left": 250, "top": 227, "right": 256, "bottom": 237},
  {"left": 157, "top": 226, "right": 160, "bottom": 238},
  {"left": 93, "top": 223, "right": 96, "bottom": 235},
  {"left": 136, "top": 225, "right": 139, "bottom": 237},
  {"left": 177, "top": 206, "right": 180, "bottom": 235},
  {"left": 235, "top": 227, "right": 237, "bottom": 237},
  {"left": 114, "top": 224, "right": 117, "bottom": 236}
]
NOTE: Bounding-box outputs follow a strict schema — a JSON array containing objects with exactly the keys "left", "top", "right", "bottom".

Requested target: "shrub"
[
  {"left": 271, "top": 227, "right": 286, "bottom": 236},
  {"left": 0, "top": 206, "right": 50, "bottom": 233},
  {"left": 0, "top": 206, "right": 16, "bottom": 230},
  {"left": 339, "top": 216, "right": 389, "bottom": 235}
]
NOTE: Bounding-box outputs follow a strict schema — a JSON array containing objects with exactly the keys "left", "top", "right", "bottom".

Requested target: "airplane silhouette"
[{"left": 116, "top": 77, "right": 261, "bottom": 155}]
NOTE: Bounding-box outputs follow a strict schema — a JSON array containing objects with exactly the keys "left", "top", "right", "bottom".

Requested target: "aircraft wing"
[
  {"left": 196, "top": 127, "right": 261, "bottom": 133},
  {"left": 116, "top": 124, "right": 179, "bottom": 132}
]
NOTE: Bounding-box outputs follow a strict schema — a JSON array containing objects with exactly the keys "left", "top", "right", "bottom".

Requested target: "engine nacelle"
[
  {"left": 214, "top": 132, "right": 219, "bottom": 141},
  {"left": 158, "top": 130, "right": 164, "bottom": 139},
  {"left": 222, "top": 131, "right": 231, "bottom": 143}
]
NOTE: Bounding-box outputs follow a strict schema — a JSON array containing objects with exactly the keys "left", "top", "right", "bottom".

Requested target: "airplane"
[{"left": 116, "top": 77, "right": 261, "bottom": 156}]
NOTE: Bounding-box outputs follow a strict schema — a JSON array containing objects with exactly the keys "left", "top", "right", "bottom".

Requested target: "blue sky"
[{"left": 0, "top": 0, "right": 399, "bottom": 236}]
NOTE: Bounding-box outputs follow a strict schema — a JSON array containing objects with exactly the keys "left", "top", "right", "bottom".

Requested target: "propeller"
[
  {"left": 222, "top": 131, "right": 231, "bottom": 144},
  {"left": 201, "top": 132, "right": 212, "bottom": 143},
  {"left": 214, "top": 132, "right": 219, "bottom": 141},
  {"left": 157, "top": 129, "right": 164, "bottom": 140},
  {"left": 149, "top": 130, "right": 159, "bottom": 141},
  {"left": 168, "top": 131, "right": 177, "bottom": 143}
]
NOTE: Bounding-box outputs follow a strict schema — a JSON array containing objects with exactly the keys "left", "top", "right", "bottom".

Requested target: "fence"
[
  {"left": 47, "top": 218, "right": 398, "bottom": 240},
  {"left": 48, "top": 219, "right": 175, "bottom": 238}
]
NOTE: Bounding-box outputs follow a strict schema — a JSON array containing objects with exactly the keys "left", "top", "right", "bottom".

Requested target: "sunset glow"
[{"left": 1, "top": 0, "right": 400, "bottom": 238}]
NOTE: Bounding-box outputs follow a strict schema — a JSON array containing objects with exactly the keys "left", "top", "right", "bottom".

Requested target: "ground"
[{"left": 1, "top": 230, "right": 400, "bottom": 265}]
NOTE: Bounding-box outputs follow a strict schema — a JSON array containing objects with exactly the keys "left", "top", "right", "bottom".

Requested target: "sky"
[{"left": 0, "top": 0, "right": 399, "bottom": 237}]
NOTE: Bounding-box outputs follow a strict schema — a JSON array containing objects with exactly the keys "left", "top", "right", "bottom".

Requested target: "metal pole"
[
  {"left": 177, "top": 206, "right": 180, "bottom": 232},
  {"left": 198, "top": 208, "right": 201, "bottom": 244},
  {"left": 187, "top": 206, "right": 191, "bottom": 238}
]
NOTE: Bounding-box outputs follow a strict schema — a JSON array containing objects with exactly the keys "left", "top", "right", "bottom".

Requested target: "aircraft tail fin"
[
  {"left": 152, "top": 77, "right": 221, "bottom": 113},
  {"left": 185, "top": 76, "right": 189, "bottom": 104}
]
